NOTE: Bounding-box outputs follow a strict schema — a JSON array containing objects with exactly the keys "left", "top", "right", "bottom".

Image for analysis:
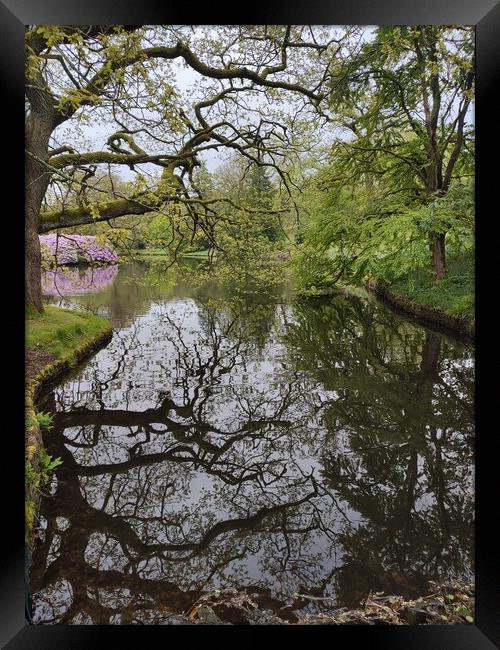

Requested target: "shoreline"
[
  {"left": 364, "top": 279, "right": 474, "bottom": 341},
  {"left": 59, "top": 581, "right": 471, "bottom": 625},
  {"left": 25, "top": 307, "right": 112, "bottom": 622},
  {"left": 25, "top": 308, "right": 113, "bottom": 546},
  {"left": 296, "top": 281, "right": 474, "bottom": 342}
]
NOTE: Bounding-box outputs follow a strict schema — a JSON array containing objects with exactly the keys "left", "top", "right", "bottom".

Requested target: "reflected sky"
[{"left": 31, "top": 263, "right": 474, "bottom": 624}]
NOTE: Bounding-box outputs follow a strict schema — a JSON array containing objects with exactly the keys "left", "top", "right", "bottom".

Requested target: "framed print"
[{"left": 1, "top": 0, "right": 498, "bottom": 647}]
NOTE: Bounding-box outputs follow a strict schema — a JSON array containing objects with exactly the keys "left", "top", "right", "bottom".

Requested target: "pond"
[{"left": 31, "top": 262, "right": 474, "bottom": 624}]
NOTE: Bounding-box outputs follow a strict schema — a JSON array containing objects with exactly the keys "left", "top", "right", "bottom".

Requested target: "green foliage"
[
  {"left": 25, "top": 447, "right": 63, "bottom": 543},
  {"left": 318, "top": 25, "right": 474, "bottom": 286},
  {"left": 290, "top": 180, "right": 474, "bottom": 292},
  {"left": 25, "top": 462, "right": 37, "bottom": 488},
  {"left": 415, "top": 184, "right": 474, "bottom": 249},
  {"left": 35, "top": 411, "right": 54, "bottom": 430},
  {"left": 140, "top": 210, "right": 179, "bottom": 249},
  {"left": 244, "top": 165, "right": 281, "bottom": 242},
  {"left": 171, "top": 229, "right": 286, "bottom": 298},
  {"left": 121, "top": 157, "right": 289, "bottom": 287},
  {"left": 39, "top": 448, "right": 63, "bottom": 478},
  {"left": 327, "top": 26, "right": 474, "bottom": 199},
  {"left": 25, "top": 494, "right": 36, "bottom": 545},
  {"left": 289, "top": 243, "right": 340, "bottom": 292},
  {"left": 212, "top": 158, "right": 284, "bottom": 242},
  {"left": 26, "top": 451, "right": 63, "bottom": 493},
  {"left": 34, "top": 25, "right": 66, "bottom": 47},
  {"left": 388, "top": 254, "right": 474, "bottom": 319}
]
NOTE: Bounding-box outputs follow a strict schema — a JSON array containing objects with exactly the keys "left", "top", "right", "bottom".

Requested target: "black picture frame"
[{"left": 3, "top": 1, "right": 498, "bottom": 647}]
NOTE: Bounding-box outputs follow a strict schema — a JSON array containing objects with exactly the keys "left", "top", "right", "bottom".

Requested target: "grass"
[
  {"left": 133, "top": 248, "right": 212, "bottom": 259},
  {"left": 134, "top": 248, "right": 169, "bottom": 257},
  {"left": 387, "top": 254, "right": 474, "bottom": 320},
  {"left": 26, "top": 306, "right": 111, "bottom": 360},
  {"left": 181, "top": 249, "right": 212, "bottom": 259}
]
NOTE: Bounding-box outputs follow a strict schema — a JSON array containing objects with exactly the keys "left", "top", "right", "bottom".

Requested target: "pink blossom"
[{"left": 40, "top": 234, "right": 119, "bottom": 266}]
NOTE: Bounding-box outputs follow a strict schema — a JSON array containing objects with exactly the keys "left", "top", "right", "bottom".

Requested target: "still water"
[{"left": 31, "top": 262, "right": 474, "bottom": 624}]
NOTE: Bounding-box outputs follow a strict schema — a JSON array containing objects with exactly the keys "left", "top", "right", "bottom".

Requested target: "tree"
[
  {"left": 327, "top": 26, "right": 474, "bottom": 279},
  {"left": 214, "top": 157, "right": 279, "bottom": 241},
  {"left": 25, "top": 25, "right": 344, "bottom": 312},
  {"left": 246, "top": 164, "right": 280, "bottom": 241}
]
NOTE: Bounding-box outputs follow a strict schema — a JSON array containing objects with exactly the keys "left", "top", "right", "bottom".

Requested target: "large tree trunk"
[
  {"left": 429, "top": 232, "right": 446, "bottom": 280},
  {"left": 25, "top": 113, "right": 54, "bottom": 313},
  {"left": 26, "top": 205, "right": 43, "bottom": 313}
]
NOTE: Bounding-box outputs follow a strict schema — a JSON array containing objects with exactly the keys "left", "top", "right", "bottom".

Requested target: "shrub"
[{"left": 39, "top": 234, "right": 119, "bottom": 267}]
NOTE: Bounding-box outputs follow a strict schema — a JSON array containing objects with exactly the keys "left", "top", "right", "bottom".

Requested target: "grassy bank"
[
  {"left": 133, "top": 248, "right": 169, "bottom": 258},
  {"left": 26, "top": 306, "right": 111, "bottom": 360},
  {"left": 385, "top": 254, "right": 474, "bottom": 321},
  {"left": 133, "top": 248, "right": 212, "bottom": 259},
  {"left": 294, "top": 253, "right": 474, "bottom": 337},
  {"left": 25, "top": 306, "right": 112, "bottom": 544}
]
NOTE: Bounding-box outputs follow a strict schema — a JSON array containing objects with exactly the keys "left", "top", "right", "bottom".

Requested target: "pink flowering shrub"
[
  {"left": 40, "top": 234, "right": 119, "bottom": 267},
  {"left": 41, "top": 265, "right": 119, "bottom": 295}
]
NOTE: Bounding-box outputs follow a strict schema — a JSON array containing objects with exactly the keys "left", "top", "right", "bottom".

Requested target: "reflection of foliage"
[
  {"left": 46, "top": 263, "right": 176, "bottom": 325},
  {"left": 283, "top": 295, "right": 474, "bottom": 605},
  {"left": 32, "top": 290, "right": 474, "bottom": 624},
  {"left": 148, "top": 256, "right": 289, "bottom": 307},
  {"left": 170, "top": 239, "right": 286, "bottom": 293}
]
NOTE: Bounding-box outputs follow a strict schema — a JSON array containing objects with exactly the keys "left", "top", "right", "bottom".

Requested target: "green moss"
[
  {"left": 26, "top": 306, "right": 111, "bottom": 360},
  {"left": 386, "top": 254, "right": 474, "bottom": 320}
]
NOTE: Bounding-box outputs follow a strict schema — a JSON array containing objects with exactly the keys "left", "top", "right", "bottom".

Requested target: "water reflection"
[
  {"left": 284, "top": 298, "right": 474, "bottom": 607},
  {"left": 31, "top": 268, "right": 474, "bottom": 624},
  {"left": 42, "top": 265, "right": 120, "bottom": 298}
]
